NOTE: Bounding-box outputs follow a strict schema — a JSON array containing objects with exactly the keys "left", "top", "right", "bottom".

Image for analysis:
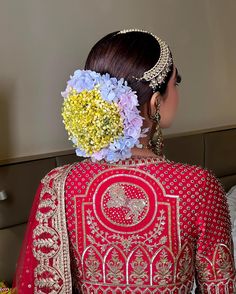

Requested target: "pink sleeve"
[{"left": 195, "top": 171, "right": 236, "bottom": 293}]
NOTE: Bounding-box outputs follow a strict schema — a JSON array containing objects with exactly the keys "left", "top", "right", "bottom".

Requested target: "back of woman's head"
[{"left": 85, "top": 31, "right": 173, "bottom": 106}]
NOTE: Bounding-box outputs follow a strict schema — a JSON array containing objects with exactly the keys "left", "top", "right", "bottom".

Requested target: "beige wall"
[{"left": 0, "top": 0, "right": 235, "bottom": 160}]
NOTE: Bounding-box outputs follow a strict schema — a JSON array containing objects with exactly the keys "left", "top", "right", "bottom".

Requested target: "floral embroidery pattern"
[
  {"left": 177, "top": 246, "right": 192, "bottom": 282},
  {"left": 196, "top": 244, "right": 236, "bottom": 292},
  {"left": 195, "top": 258, "right": 212, "bottom": 281},
  {"left": 130, "top": 249, "right": 149, "bottom": 285},
  {"left": 153, "top": 250, "right": 173, "bottom": 285},
  {"left": 106, "top": 250, "right": 125, "bottom": 284},
  {"left": 33, "top": 166, "right": 73, "bottom": 294},
  {"left": 67, "top": 162, "right": 236, "bottom": 293},
  {"left": 84, "top": 248, "right": 102, "bottom": 282},
  {"left": 86, "top": 209, "right": 167, "bottom": 254},
  {"left": 216, "top": 246, "right": 234, "bottom": 279},
  {"left": 106, "top": 183, "right": 147, "bottom": 224}
]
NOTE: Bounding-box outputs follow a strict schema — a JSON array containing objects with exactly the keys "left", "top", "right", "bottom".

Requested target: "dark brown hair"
[{"left": 85, "top": 31, "right": 173, "bottom": 106}]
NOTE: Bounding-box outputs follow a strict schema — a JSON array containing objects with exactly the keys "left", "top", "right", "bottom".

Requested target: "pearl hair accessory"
[{"left": 118, "top": 29, "right": 173, "bottom": 92}]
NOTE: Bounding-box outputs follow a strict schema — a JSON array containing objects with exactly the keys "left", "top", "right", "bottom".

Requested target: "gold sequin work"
[{"left": 64, "top": 158, "right": 236, "bottom": 293}]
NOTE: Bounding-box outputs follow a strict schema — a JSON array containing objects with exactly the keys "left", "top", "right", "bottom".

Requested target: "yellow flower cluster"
[
  {"left": 62, "top": 88, "right": 123, "bottom": 154},
  {"left": 0, "top": 281, "right": 11, "bottom": 294}
]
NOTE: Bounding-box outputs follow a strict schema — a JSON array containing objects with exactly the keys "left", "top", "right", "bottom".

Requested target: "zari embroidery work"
[
  {"left": 33, "top": 164, "right": 75, "bottom": 294},
  {"left": 76, "top": 168, "right": 196, "bottom": 291},
  {"left": 66, "top": 162, "right": 236, "bottom": 293}
]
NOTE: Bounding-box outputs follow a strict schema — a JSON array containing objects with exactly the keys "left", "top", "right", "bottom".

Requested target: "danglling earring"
[{"left": 149, "top": 99, "right": 164, "bottom": 157}]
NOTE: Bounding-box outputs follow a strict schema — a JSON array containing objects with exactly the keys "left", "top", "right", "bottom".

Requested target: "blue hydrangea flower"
[{"left": 62, "top": 69, "right": 147, "bottom": 162}]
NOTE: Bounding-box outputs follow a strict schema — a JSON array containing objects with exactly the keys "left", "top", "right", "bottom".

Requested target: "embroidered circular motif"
[
  {"left": 34, "top": 265, "right": 63, "bottom": 293},
  {"left": 102, "top": 183, "right": 149, "bottom": 226},
  {"left": 36, "top": 187, "right": 57, "bottom": 221},
  {"left": 33, "top": 225, "right": 60, "bottom": 259},
  {"left": 92, "top": 169, "right": 162, "bottom": 234}
]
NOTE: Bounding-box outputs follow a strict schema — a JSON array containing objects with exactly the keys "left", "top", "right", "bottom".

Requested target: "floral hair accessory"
[{"left": 61, "top": 69, "right": 147, "bottom": 162}]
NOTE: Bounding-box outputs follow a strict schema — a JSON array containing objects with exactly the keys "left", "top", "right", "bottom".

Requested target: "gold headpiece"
[{"left": 118, "top": 29, "right": 173, "bottom": 91}]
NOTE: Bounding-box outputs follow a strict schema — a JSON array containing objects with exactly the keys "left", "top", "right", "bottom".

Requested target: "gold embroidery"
[
  {"left": 129, "top": 249, "right": 149, "bottom": 285},
  {"left": 195, "top": 244, "right": 236, "bottom": 292},
  {"left": 153, "top": 250, "right": 173, "bottom": 285},
  {"left": 177, "top": 246, "right": 192, "bottom": 282},
  {"left": 72, "top": 165, "right": 236, "bottom": 292},
  {"left": 86, "top": 209, "right": 167, "bottom": 254},
  {"left": 106, "top": 250, "right": 125, "bottom": 284},
  {"left": 34, "top": 265, "right": 63, "bottom": 292},
  {"left": 92, "top": 171, "right": 160, "bottom": 234},
  {"left": 80, "top": 283, "right": 194, "bottom": 293},
  {"left": 84, "top": 248, "right": 102, "bottom": 282},
  {"left": 33, "top": 164, "right": 74, "bottom": 294},
  {"left": 143, "top": 210, "right": 167, "bottom": 253},
  {"left": 33, "top": 225, "right": 60, "bottom": 259},
  {"left": 106, "top": 184, "right": 147, "bottom": 224},
  {"left": 195, "top": 257, "right": 212, "bottom": 281},
  {"left": 216, "top": 246, "right": 233, "bottom": 279},
  {"left": 36, "top": 186, "right": 57, "bottom": 221}
]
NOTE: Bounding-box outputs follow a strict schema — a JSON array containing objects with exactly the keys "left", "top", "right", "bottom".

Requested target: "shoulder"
[
  {"left": 64, "top": 159, "right": 106, "bottom": 185},
  {"left": 162, "top": 160, "right": 224, "bottom": 190},
  {"left": 162, "top": 160, "right": 208, "bottom": 178},
  {"left": 40, "top": 163, "right": 77, "bottom": 186}
]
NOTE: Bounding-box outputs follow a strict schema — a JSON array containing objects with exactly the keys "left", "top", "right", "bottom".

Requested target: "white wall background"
[{"left": 0, "top": 0, "right": 235, "bottom": 160}]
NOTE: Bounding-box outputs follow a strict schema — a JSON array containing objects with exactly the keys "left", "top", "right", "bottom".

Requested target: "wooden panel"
[
  {"left": 164, "top": 134, "right": 204, "bottom": 167},
  {"left": 205, "top": 129, "right": 236, "bottom": 177},
  {"left": 56, "top": 153, "right": 80, "bottom": 167},
  {"left": 0, "top": 223, "right": 27, "bottom": 284},
  {"left": 0, "top": 158, "right": 55, "bottom": 229},
  {"left": 220, "top": 175, "right": 236, "bottom": 192}
]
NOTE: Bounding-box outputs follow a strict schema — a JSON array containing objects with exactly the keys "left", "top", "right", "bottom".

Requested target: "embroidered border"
[{"left": 33, "top": 164, "right": 75, "bottom": 293}]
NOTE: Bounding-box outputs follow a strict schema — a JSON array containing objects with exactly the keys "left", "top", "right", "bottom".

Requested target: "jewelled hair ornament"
[
  {"left": 119, "top": 29, "right": 173, "bottom": 92},
  {"left": 61, "top": 70, "right": 147, "bottom": 162}
]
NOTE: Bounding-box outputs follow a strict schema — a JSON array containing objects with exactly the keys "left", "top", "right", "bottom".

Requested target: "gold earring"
[{"left": 149, "top": 99, "right": 164, "bottom": 157}]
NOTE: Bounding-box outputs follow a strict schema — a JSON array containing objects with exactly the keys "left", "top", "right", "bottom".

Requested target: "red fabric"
[
  {"left": 12, "top": 158, "right": 236, "bottom": 293},
  {"left": 65, "top": 159, "right": 235, "bottom": 293},
  {"left": 12, "top": 183, "right": 41, "bottom": 294},
  {"left": 12, "top": 165, "right": 71, "bottom": 294}
]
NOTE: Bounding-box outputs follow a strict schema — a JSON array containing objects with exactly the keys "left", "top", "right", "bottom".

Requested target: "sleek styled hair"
[{"left": 85, "top": 31, "right": 174, "bottom": 106}]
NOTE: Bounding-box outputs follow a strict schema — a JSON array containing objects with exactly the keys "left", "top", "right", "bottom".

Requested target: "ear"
[{"left": 149, "top": 92, "right": 160, "bottom": 117}]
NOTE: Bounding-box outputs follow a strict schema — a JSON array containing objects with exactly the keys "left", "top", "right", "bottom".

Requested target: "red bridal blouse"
[{"left": 13, "top": 158, "right": 236, "bottom": 293}]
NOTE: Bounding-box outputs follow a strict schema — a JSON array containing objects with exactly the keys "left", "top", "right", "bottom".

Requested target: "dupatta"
[{"left": 12, "top": 164, "right": 74, "bottom": 294}]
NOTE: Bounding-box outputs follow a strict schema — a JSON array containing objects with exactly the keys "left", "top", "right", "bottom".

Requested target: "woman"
[{"left": 13, "top": 30, "right": 235, "bottom": 293}]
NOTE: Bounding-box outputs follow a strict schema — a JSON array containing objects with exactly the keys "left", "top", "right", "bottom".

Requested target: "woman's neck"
[{"left": 131, "top": 146, "right": 161, "bottom": 159}]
